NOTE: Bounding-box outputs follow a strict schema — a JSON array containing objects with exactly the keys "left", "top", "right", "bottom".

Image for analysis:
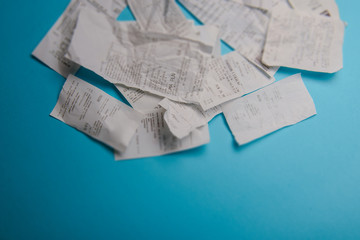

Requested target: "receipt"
[
  {"left": 197, "top": 51, "right": 274, "bottom": 111},
  {"left": 65, "top": 8, "right": 214, "bottom": 103},
  {"left": 271, "top": 0, "right": 292, "bottom": 10},
  {"left": 114, "top": 108, "right": 210, "bottom": 160},
  {"left": 128, "top": 0, "right": 193, "bottom": 35},
  {"left": 179, "top": 0, "right": 278, "bottom": 77},
  {"left": 51, "top": 74, "right": 143, "bottom": 152},
  {"left": 112, "top": 23, "right": 221, "bottom": 113},
  {"left": 222, "top": 74, "right": 317, "bottom": 145},
  {"left": 32, "top": 0, "right": 126, "bottom": 77},
  {"left": 238, "top": 0, "right": 273, "bottom": 11},
  {"left": 115, "top": 84, "right": 163, "bottom": 113},
  {"left": 159, "top": 98, "right": 221, "bottom": 139},
  {"left": 288, "top": 0, "right": 340, "bottom": 18},
  {"left": 262, "top": 8, "right": 345, "bottom": 73}
]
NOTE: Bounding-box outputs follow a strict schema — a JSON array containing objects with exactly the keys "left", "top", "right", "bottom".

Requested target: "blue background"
[{"left": 1, "top": 1, "right": 360, "bottom": 239}]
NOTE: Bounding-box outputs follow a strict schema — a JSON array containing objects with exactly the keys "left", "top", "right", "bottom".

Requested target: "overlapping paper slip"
[
  {"left": 262, "top": 8, "right": 345, "bottom": 73},
  {"left": 270, "top": 0, "right": 293, "bottom": 12},
  {"left": 128, "top": 0, "right": 193, "bottom": 35},
  {"left": 115, "top": 85, "right": 163, "bottom": 113},
  {"left": 179, "top": 0, "right": 278, "bottom": 77},
  {"left": 113, "top": 24, "right": 221, "bottom": 114},
  {"left": 65, "top": 8, "right": 216, "bottom": 104},
  {"left": 159, "top": 98, "right": 221, "bottom": 139},
  {"left": 197, "top": 51, "right": 274, "bottom": 111},
  {"left": 114, "top": 108, "right": 210, "bottom": 160},
  {"left": 32, "top": 0, "right": 127, "bottom": 77},
  {"left": 51, "top": 74, "right": 143, "bottom": 152},
  {"left": 233, "top": 0, "right": 273, "bottom": 11},
  {"left": 222, "top": 74, "right": 317, "bottom": 145},
  {"left": 117, "top": 50, "right": 274, "bottom": 113},
  {"left": 288, "top": 0, "right": 340, "bottom": 18}
]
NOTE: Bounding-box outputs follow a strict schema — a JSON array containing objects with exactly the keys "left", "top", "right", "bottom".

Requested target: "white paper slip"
[
  {"left": 288, "top": 0, "right": 340, "bottom": 18},
  {"left": 222, "top": 74, "right": 317, "bottom": 145},
  {"left": 51, "top": 74, "right": 143, "bottom": 152},
  {"left": 262, "top": 8, "right": 345, "bottom": 73},
  {"left": 241, "top": 0, "right": 273, "bottom": 11},
  {"left": 197, "top": 51, "right": 274, "bottom": 111},
  {"left": 65, "top": 8, "right": 213, "bottom": 104},
  {"left": 179, "top": 0, "right": 278, "bottom": 77},
  {"left": 32, "top": 0, "right": 126, "bottom": 77},
  {"left": 271, "top": 0, "right": 292, "bottom": 11},
  {"left": 159, "top": 98, "right": 221, "bottom": 139},
  {"left": 128, "top": 0, "right": 193, "bottom": 35},
  {"left": 114, "top": 108, "right": 210, "bottom": 160},
  {"left": 115, "top": 84, "right": 163, "bottom": 113}
]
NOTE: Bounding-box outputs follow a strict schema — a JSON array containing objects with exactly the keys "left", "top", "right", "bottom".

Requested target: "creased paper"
[
  {"left": 128, "top": 0, "right": 193, "bottom": 35},
  {"left": 159, "top": 98, "right": 221, "bottom": 139},
  {"left": 262, "top": 8, "right": 345, "bottom": 73},
  {"left": 65, "top": 8, "right": 214, "bottom": 103},
  {"left": 51, "top": 74, "right": 143, "bottom": 152},
  {"left": 222, "top": 74, "right": 317, "bottom": 145},
  {"left": 115, "top": 108, "right": 210, "bottom": 160},
  {"left": 32, "top": 0, "right": 126, "bottom": 77},
  {"left": 288, "top": 0, "right": 340, "bottom": 18},
  {"left": 179, "top": 0, "right": 278, "bottom": 76},
  {"left": 197, "top": 51, "right": 274, "bottom": 111}
]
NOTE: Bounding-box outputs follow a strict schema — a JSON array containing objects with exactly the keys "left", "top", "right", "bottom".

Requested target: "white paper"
[
  {"left": 112, "top": 23, "right": 221, "bottom": 113},
  {"left": 179, "top": 0, "right": 278, "bottom": 77},
  {"left": 222, "top": 74, "right": 317, "bottom": 145},
  {"left": 271, "top": 0, "right": 292, "bottom": 10},
  {"left": 197, "top": 51, "right": 274, "bottom": 111},
  {"left": 288, "top": 0, "right": 340, "bottom": 18},
  {"left": 128, "top": 0, "right": 193, "bottom": 35},
  {"left": 115, "top": 84, "right": 163, "bottom": 113},
  {"left": 32, "top": 0, "right": 126, "bottom": 77},
  {"left": 262, "top": 8, "right": 345, "bottom": 73},
  {"left": 159, "top": 98, "right": 221, "bottom": 139},
  {"left": 235, "top": 0, "right": 273, "bottom": 11},
  {"left": 66, "top": 8, "right": 215, "bottom": 104},
  {"left": 50, "top": 74, "right": 143, "bottom": 152},
  {"left": 114, "top": 108, "right": 210, "bottom": 160}
]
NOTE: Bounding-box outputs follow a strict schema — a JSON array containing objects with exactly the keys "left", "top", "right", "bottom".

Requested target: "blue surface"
[{"left": 1, "top": 1, "right": 360, "bottom": 239}]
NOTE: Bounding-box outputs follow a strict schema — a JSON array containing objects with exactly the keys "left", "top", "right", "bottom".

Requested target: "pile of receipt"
[{"left": 32, "top": 0, "right": 345, "bottom": 160}]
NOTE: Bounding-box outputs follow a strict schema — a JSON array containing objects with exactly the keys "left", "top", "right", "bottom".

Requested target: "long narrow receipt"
[
  {"left": 51, "top": 75, "right": 143, "bottom": 152},
  {"left": 66, "top": 8, "right": 212, "bottom": 103},
  {"left": 32, "top": 0, "right": 126, "bottom": 77},
  {"left": 159, "top": 98, "right": 221, "bottom": 139},
  {"left": 262, "top": 9, "right": 345, "bottom": 73},
  {"left": 222, "top": 74, "right": 317, "bottom": 145},
  {"left": 115, "top": 108, "right": 210, "bottom": 160}
]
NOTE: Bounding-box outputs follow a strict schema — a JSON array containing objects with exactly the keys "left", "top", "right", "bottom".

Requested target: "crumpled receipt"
[
  {"left": 179, "top": 0, "right": 279, "bottom": 77},
  {"left": 222, "top": 74, "right": 317, "bottom": 145},
  {"left": 262, "top": 8, "right": 345, "bottom": 73},
  {"left": 32, "top": 0, "right": 126, "bottom": 77},
  {"left": 51, "top": 74, "right": 143, "bottom": 152},
  {"left": 128, "top": 0, "right": 193, "bottom": 35},
  {"left": 159, "top": 98, "right": 221, "bottom": 139},
  {"left": 115, "top": 108, "right": 210, "bottom": 160},
  {"left": 65, "top": 8, "right": 214, "bottom": 104}
]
